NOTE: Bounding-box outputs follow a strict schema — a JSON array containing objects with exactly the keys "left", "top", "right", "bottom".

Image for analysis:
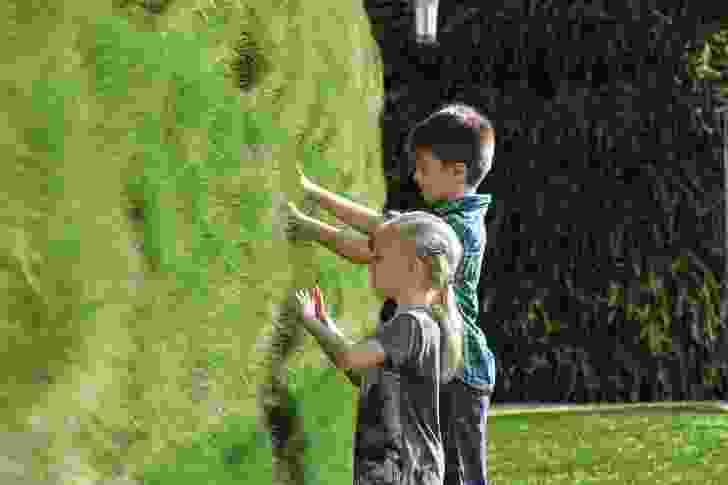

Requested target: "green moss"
[
  {"left": 301, "top": 139, "right": 338, "bottom": 182},
  {"left": 91, "top": 16, "right": 165, "bottom": 97},
  {"left": 207, "top": 99, "right": 245, "bottom": 175},
  {"left": 24, "top": 77, "right": 79, "bottom": 157},
  {"left": 141, "top": 414, "right": 276, "bottom": 485},
  {"left": 47, "top": 218, "right": 83, "bottom": 260},
  {"left": 4, "top": 0, "right": 385, "bottom": 481},
  {"left": 141, "top": 167, "right": 178, "bottom": 273},
  {"left": 92, "top": 16, "right": 281, "bottom": 282}
]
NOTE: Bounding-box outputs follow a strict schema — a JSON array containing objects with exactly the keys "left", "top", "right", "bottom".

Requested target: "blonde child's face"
[
  {"left": 412, "top": 147, "right": 467, "bottom": 202},
  {"left": 368, "top": 225, "right": 421, "bottom": 300}
]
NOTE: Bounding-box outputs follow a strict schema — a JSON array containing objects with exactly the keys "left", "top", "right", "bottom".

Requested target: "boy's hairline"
[{"left": 410, "top": 145, "right": 487, "bottom": 191}]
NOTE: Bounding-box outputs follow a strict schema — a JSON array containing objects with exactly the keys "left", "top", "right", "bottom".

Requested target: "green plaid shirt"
[{"left": 386, "top": 192, "right": 495, "bottom": 391}]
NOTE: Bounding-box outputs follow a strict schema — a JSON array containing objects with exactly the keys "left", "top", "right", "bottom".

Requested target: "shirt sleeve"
[
  {"left": 374, "top": 313, "right": 423, "bottom": 369},
  {"left": 382, "top": 209, "right": 402, "bottom": 222}
]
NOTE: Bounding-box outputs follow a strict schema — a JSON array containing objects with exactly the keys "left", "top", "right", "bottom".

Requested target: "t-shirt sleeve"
[
  {"left": 382, "top": 209, "right": 402, "bottom": 222},
  {"left": 375, "top": 313, "right": 424, "bottom": 369}
]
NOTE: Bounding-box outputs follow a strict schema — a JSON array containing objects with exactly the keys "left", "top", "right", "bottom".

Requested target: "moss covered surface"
[{"left": 0, "top": 1, "right": 384, "bottom": 482}]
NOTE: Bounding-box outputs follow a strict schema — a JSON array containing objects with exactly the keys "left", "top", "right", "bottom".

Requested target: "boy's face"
[{"left": 412, "top": 147, "right": 467, "bottom": 203}]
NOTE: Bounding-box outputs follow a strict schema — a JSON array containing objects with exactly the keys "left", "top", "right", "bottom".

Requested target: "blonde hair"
[{"left": 383, "top": 211, "right": 464, "bottom": 382}]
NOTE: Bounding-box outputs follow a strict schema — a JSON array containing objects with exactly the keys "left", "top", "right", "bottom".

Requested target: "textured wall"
[{"left": 0, "top": 1, "right": 384, "bottom": 483}]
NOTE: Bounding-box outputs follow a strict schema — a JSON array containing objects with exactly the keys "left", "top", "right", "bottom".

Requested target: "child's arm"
[
  {"left": 314, "top": 322, "right": 382, "bottom": 371},
  {"left": 286, "top": 202, "right": 373, "bottom": 265},
  {"left": 314, "top": 319, "right": 362, "bottom": 387},
  {"left": 300, "top": 167, "right": 386, "bottom": 235},
  {"left": 295, "top": 289, "right": 387, "bottom": 371},
  {"left": 308, "top": 314, "right": 386, "bottom": 371}
]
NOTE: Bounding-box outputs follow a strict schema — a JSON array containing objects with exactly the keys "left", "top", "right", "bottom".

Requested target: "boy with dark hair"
[{"left": 286, "top": 103, "right": 496, "bottom": 485}]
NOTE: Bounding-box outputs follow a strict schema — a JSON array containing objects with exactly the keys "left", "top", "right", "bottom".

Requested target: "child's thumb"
[{"left": 314, "top": 286, "right": 324, "bottom": 312}]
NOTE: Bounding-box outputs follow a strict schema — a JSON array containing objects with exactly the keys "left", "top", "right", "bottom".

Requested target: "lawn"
[
  {"left": 138, "top": 364, "right": 728, "bottom": 485},
  {"left": 488, "top": 409, "right": 728, "bottom": 484}
]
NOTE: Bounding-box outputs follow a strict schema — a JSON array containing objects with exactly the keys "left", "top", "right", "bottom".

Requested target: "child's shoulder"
[
  {"left": 442, "top": 212, "right": 485, "bottom": 254},
  {"left": 386, "top": 308, "right": 440, "bottom": 334}
]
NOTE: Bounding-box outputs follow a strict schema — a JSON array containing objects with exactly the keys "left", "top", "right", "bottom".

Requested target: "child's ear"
[
  {"left": 411, "top": 256, "right": 427, "bottom": 284},
  {"left": 447, "top": 162, "right": 467, "bottom": 182},
  {"left": 454, "top": 162, "right": 467, "bottom": 181}
]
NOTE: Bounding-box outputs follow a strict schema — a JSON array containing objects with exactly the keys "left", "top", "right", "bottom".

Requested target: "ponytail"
[{"left": 431, "top": 280, "right": 463, "bottom": 383}]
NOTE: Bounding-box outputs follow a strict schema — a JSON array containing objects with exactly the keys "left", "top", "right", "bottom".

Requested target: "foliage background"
[{"left": 367, "top": 1, "right": 728, "bottom": 404}]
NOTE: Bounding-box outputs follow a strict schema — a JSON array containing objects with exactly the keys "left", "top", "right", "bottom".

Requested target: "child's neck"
[
  {"left": 436, "top": 187, "right": 468, "bottom": 202},
  {"left": 393, "top": 288, "right": 441, "bottom": 307}
]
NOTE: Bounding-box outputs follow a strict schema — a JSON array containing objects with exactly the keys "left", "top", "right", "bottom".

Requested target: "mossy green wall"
[{"left": 0, "top": 1, "right": 384, "bottom": 482}]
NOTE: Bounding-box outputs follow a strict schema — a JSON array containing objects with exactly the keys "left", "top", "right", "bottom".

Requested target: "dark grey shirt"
[{"left": 353, "top": 304, "right": 445, "bottom": 485}]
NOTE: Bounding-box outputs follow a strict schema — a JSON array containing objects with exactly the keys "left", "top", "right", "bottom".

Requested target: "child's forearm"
[
  {"left": 304, "top": 314, "right": 362, "bottom": 386},
  {"left": 302, "top": 214, "right": 373, "bottom": 265},
  {"left": 303, "top": 315, "right": 352, "bottom": 368},
  {"left": 318, "top": 315, "right": 362, "bottom": 386},
  {"left": 305, "top": 183, "right": 384, "bottom": 235}
]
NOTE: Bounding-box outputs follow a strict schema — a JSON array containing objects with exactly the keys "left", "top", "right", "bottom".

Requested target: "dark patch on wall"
[{"left": 232, "top": 31, "right": 268, "bottom": 92}]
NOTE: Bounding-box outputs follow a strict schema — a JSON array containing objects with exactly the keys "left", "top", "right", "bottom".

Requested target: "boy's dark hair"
[{"left": 405, "top": 103, "right": 495, "bottom": 190}]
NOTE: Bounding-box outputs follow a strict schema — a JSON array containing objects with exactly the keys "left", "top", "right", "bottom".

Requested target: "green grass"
[
  {"left": 139, "top": 360, "right": 728, "bottom": 485},
  {"left": 488, "top": 411, "right": 728, "bottom": 484}
]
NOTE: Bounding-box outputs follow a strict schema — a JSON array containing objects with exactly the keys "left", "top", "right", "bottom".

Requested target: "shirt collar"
[
  {"left": 428, "top": 192, "right": 493, "bottom": 217},
  {"left": 393, "top": 303, "right": 432, "bottom": 317}
]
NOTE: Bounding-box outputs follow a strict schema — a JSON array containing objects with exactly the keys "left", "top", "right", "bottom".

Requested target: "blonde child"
[
  {"left": 294, "top": 211, "right": 464, "bottom": 485},
  {"left": 287, "top": 103, "right": 496, "bottom": 485}
]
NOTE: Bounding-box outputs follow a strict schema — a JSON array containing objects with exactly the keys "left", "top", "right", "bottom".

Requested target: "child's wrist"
[
  {"left": 302, "top": 179, "right": 319, "bottom": 198},
  {"left": 296, "top": 214, "right": 320, "bottom": 240}
]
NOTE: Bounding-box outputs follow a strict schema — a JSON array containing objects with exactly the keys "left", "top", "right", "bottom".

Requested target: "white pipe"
[{"left": 414, "top": 0, "right": 439, "bottom": 45}]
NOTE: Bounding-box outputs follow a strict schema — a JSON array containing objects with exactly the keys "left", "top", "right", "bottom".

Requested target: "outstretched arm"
[
  {"left": 304, "top": 314, "right": 386, "bottom": 371},
  {"left": 286, "top": 202, "right": 373, "bottom": 265},
  {"left": 299, "top": 166, "right": 385, "bottom": 235},
  {"left": 316, "top": 314, "right": 367, "bottom": 387},
  {"left": 306, "top": 184, "right": 384, "bottom": 235},
  {"left": 295, "top": 289, "right": 386, "bottom": 372}
]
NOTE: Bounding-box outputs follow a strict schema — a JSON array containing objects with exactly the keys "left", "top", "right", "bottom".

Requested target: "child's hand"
[
  {"left": 296, "top": 163, "right": 315, "bottom": 193},
  {"left": 294, "top": 286, "right": 328, "bottom": 323},
  {"left": 284, "top": 201, "right": 316, "bottom": 242}
]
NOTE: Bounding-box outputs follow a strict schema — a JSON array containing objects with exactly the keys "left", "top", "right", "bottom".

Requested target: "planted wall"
[{"left": 0, "top": 1, "right": 384, "bottom": 483}]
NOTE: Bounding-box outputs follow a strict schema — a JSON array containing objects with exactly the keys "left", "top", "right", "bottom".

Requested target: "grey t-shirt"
[{"left": 353, "top": 304, "right": 445, "bottom": 485}]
